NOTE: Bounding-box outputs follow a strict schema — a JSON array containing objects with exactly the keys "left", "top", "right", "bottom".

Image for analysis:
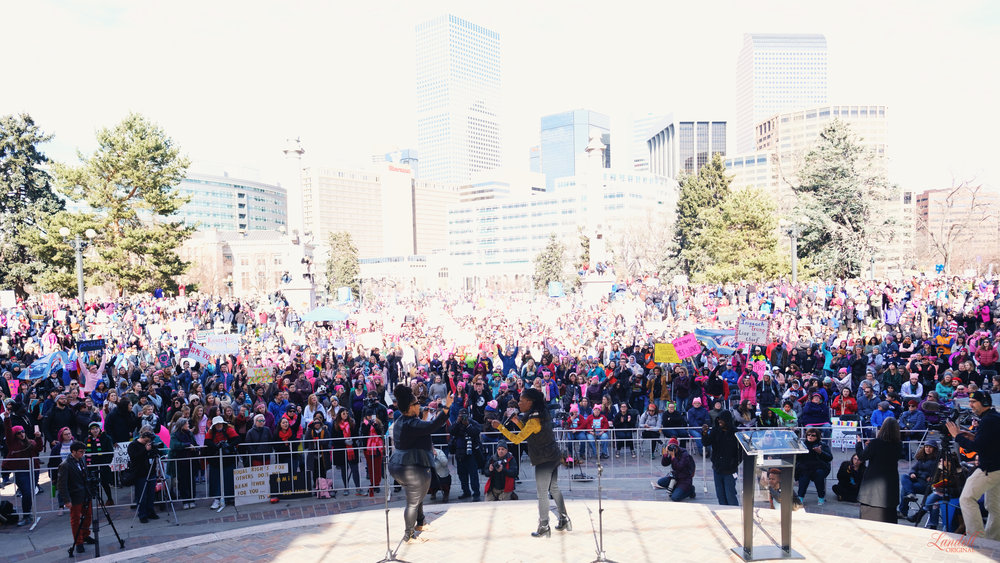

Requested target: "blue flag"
[{"left": 25, "top": 351, "right": 70, "bottom": 380}]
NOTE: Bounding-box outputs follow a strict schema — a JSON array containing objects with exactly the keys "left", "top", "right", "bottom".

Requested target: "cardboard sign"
[
  {"left": 653, "top": 342, "right": 681, "bottom": 363},
  {"left": 41, "top": 292, "right": 59, "bottom": 311},
  {"left": 234, "top": 463, "right": 287, "bottom": 506},
  {"left": 672, "top": 334, "right": 701, "bottom": 359},
  {"left": 831, "top": 417, "right": 859, "bottom": 448},
  {"left": 158, "top": 352, "right": 171, "bottom": 366},
  {"left": 206, "top": 334, "right": 240, "bottom": 355},
  {"left": 247, "top": 366, "right": 273, "bottom": 386},
  {"left": 187, "top": 343, "right": 212, "bottom": 365},
  {"left": 77, "top": 339, "right": 106, "bottom": 352},
  {"left": 110, "top": 443, "right": 130, "bottom": 471},
  {"left": 735, "top": 318, "right": 771, "bottom": 346}
]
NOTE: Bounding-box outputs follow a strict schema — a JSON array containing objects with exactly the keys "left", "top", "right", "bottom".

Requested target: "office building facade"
[
  {"left": 538, "top": 109, "right": 610, "bottom": 190},
  {"left": 735, "top": 33, "right": 828, "bottom": 153},
  {"left": 645, "top": 117, "right": 726, "bottom": 179},
  {"left": 176, "top": 172, "right": 286, "bottom": 232},
  {"left": 415, "top": 14, "right": 502, "bottom": 184}
]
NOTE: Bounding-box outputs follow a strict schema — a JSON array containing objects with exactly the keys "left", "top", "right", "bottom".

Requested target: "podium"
[{"left": 732, "top": 430, "right": 807, "bottom": 562}]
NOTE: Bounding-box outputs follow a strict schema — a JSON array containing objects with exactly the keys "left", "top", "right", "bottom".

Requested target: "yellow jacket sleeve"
[{"left": 497, "top": 418, "right": 540, "bottom": 446}]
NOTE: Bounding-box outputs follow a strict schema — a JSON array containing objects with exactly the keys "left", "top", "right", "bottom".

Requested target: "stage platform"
[{"left": 93, "top": 499, "right": 999, "bottom": 562}]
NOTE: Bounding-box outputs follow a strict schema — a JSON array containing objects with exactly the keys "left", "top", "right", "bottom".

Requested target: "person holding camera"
[
  {"left": 205, "top": 415, "right": 240, "bottom": 510},
  {"left": 127, "top": 431, "right": 159, "bottom": 523},
  {"left": 451, "top": 407, "right": 483, "bottom": 501},
  {"left": 84, "top": 421, "right": 114, "bottom": 505},
  {"left": 484, "top": 440, "right": 518, "bottom": 501},
  {"left": 946, "top": 390, "right": 1000, "bottom": 539},
  {"left": 651, "top": 437, "right": 696, "bottom": 502},
  {"left": 57, "top": 441, "right": 95, "bottom": 554},
  {"left": 2, "top": 416, "right": 43, "bottom": 527}
]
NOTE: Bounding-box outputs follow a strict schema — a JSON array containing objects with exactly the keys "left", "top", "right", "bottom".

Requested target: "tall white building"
[
  {"left": 415, "top": 14, "right": 502, "bottom": 184},
  {"left": 176, "top": 172, "right": 286, "bottom": 232},
  {"left": 632, "top": 113, "right": 667, "bottom": 171},
  {"left": 735, "top": 33, "right": 828, "bottom": 153}
]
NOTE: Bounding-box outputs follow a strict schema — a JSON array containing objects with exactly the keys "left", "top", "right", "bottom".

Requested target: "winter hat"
[
  {"left": 569, "top": 404, "right": 579, "bottom": 414},
  {"left": 11, "top": 425, "right": 24, "bottom": 434},
  {"left": 667, "top": 437, "right": 680, "bottom": 448},
  {"left": 211, "top": 416, "right": 226, "bottom": 426},
  {"left": 592, "top": 406, "right": 601, "bottom": 414},
  {"left": 486, "top": 400, "right": 498, "bottom": 411}
]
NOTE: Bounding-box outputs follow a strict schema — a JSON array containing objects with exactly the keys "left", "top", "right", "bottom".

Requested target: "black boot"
[
  {"left": 531, "top": 524, "right": 551, "bottom": 538},
  {"left": 555, "top": 516, "right": 572, "bottom": 531},
  {"left": 908, "top": 508, "right": 927, "bottom": 524}
]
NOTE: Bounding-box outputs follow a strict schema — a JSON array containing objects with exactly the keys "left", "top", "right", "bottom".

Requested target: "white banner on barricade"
[{"left": 234, "top": 463, "right": 288, "bottom": 506}]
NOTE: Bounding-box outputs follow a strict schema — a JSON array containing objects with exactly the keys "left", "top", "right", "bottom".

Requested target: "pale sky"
[{"left": 3, "top": 0, "right": 998, "bottom": 192}]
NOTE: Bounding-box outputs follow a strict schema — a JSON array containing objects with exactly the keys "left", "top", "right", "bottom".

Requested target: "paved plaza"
[{"left": 78, "top": 499, "right": 1000, "bottom": 563}]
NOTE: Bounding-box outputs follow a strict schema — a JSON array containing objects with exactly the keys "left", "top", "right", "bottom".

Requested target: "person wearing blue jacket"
[
  {"left": 685, "top": 398, "right": 710, "bottom": 454},
  {"left": 898, "top": 440, "right": 938, "bottom": 519}
]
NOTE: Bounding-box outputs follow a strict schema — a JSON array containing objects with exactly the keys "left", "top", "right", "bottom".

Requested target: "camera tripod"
[
  {"left": 128, "top": 455, "right": 179, "bottom": 529},
  {"left": 68, "top": 469, "right": 125, "bottom": 558}
]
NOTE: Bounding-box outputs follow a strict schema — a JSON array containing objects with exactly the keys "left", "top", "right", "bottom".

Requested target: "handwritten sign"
[
  {"left": 653, "top": 342, "right": 681, "bottom": 364},
  {"left": 0, "top": 290, "right": 16, "bottom": 309},
  {"left": 735, "top": 318, "right": 771, "bottom": 346},
  {"left": 831, "top": 417, "right": 859, "bottom": 448},
  {"left": 41, "top": 292, "right": 59, "bottom": 312},
  {"left": 247, "top": 366, "right": 273, "bottom": 386},
  {"left": 234, "top": 463, "right": 287, "bottom": 506},
  {"left": 187, "top": 343, "right": 212, "bottom": 365},
  {"left": 672, "top": 334, "right": 701, "bottom": 359},
  {"left": 110, "top": 443, "right": 130, "bottom": 471}
]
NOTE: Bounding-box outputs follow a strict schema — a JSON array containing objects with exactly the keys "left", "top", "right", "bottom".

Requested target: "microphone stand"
[
  {"left": 377, "top": 430, "right": 407, "bottom": 563},
  {"left": 591, "top": 461, "right": 615, "bottom": 563}
]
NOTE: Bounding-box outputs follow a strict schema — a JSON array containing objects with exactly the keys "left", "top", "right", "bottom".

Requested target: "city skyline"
[{"left": 3, "top": 1, "right": 998, "bottom": 193}]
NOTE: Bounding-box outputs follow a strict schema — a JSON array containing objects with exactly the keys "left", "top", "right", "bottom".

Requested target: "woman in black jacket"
[
  {"left": 832, "top": 453, "right": 866, "bottom": 502},
  {"left": 388, "top": 385, "right": 452, "bottom": 543},
  {"left": 104, "top": 398, "right": 136, "bottom": 445},
  {"left": 702, "top": 409, "right": 741, "bottom": 506},
  {"left": 492, "top": 388, "right": 571, "bottom": 538},
  {"left": 856, "top": 417, "right": 901, "bottom": 522},
  {"left": 243, "top": 414, "right": 274, "bottom": 467},
  {"left": 795, "top": 428, "right": 833, "bottom": 505}
]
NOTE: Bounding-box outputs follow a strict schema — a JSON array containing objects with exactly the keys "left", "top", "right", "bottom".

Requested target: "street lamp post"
[
  {"left": 784, "top": 224, "right": 800, "bottom": 284},
  {"left": 59, "top": 227, "right": 97, "bottom": 334}
]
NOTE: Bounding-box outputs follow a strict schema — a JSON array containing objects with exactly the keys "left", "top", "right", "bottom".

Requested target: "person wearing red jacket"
[
  {"left": 2, "top": 415, "right": 43, "bottom": 526},
  {"left": 583, "top": 406, "right": 611, "bottom": 459},
  {"left": 832, "top": 388, "right": 859, "bottom": 417}
]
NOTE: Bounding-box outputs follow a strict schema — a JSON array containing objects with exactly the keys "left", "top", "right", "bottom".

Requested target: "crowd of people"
[{"left": 0, "top": 273, "right": 999, "bottom": 545}]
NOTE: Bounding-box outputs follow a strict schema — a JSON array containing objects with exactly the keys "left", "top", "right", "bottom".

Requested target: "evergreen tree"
[
  {"left": 325, "top": 231, "right": 360, "bottom": 298},
  {"left": 692, "top": 188, "right": 786, "bottom": 283},
  {"left": 669, "top": 153, "right": 732, "bottom": 276},
  {"left": 53, "top": 113, "right": 192, "bottom": 294},
  {"left": 572, "top": 228, "right": 590, "bottom": 290},
  {"left": 792, "top": 120, "right": 898, "bottom": 278},
  {"left": 533, "top": 233, "right": 566, "bottom": 292},
  {"left": 0, "top": 114, "right": 64, "bottom": 297}
]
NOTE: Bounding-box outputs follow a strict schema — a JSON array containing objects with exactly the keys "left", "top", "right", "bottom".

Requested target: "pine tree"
[
  {"left": 53, "top": 113, "right": 192, "bottom": 294},
  {"left": 0, "top": 114, "right": 64, "bottom": 297},
  {"left": 325, "top": 231, "right": 360, "bottom": 298},
  {"left": 792, "top": 120, "right": 898, "bottom": 278},
  {"left": 693, "top": 188, "right": 787, "bottom": 283},
  {"left": 533, "top": 233, "right": 566, "bottom": 292},
  {"left": 669, "top": 153, "right": 732, "bottom": 276}
]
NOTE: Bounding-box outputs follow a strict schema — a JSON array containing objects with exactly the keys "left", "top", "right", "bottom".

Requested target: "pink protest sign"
[{"left": 671, "top": 333, "right": 701, "bottom": 359}]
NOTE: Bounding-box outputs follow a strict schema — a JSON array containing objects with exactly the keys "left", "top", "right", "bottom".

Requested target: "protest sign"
[
  {"left": 41, "top": 292, "right": 59, "bottom": 311},
  {"left": 0, "top": 290, "right": 16, "bottom": 309},
  {"left": 206, "top": 334, "right": 240, "bottom": 355},
  {"left": 654, "top": 342, "right": 681, "bottom": 363},
  {"left": 831, "top": 417, "right": 859, "bottom": 448},
  {"left": 235, "top": 464, "right": 288, "bottom": 506},
  {"left": 671, "top": 334, "right": 700, "bottom": 359},
  {"left": 187, "top": 343, "right": 212, "bottom": 365},
  {"left": 735, "top": 318, "right": 771, "bottom": 346},
  {"left": 247, "top": 366, "right": 273, "bottom": 386},
  {"left": 110, "top": 443, "right": 129, "bottom": 471},
  {"left": 77, "top": 339, "right": 106, "bottom": 352}
]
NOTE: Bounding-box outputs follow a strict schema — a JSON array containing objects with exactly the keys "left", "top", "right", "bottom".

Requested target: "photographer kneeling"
[
  {"left": 651, "top": 438, "right": 696, "bottom": 502},
  {"left": 57, "top": 441, "right": 95, "bottom": 554}
]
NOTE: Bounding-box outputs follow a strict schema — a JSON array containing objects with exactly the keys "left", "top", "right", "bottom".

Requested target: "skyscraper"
[
  {"left": 415, "top": 15, "right": 502, "bottom": 184},
  {"left": 735, "top": 33, "right": 828, "bottom": 153},
  {"left": 538, "top": 109, "right": 610, "bottom": 190},
  {"left": 644, "top": 116, "right": 727, "bottom": 179}
]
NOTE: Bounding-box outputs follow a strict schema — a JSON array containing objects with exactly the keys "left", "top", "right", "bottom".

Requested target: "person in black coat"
[
  {"left": 832, "top": 453, "right": 866, "bottom": 502},
  {"left": 795, "top": 428, "right": 833, "bottom": 505},
  {"left": 701, "top": 409, "right": 741, "bottom": 506},
  {"left": 856, "top": 417, "right": 902, "bottom": 522},
  {"left": 84, "top": 422, "right": 115, "bottom": 504},
  {"left": 104, "top": 398, "right": 136, "bottom": 445},
  {"left": 127, "top": 432, "right": 159, "bottom": 523},
  {"left": 57, "top": 441, "right": 94, "bottom": 553},
  {"left": 613, "top": 402, "right": 638, "bottom": 458},
  {"left": 450, "top": 408, "right": 483, "bottom": 500}
]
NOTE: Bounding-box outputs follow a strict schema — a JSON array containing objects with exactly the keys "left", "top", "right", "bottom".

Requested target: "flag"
[{"left": 26, "top": 351, "right": 70, "bottom": 380}]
